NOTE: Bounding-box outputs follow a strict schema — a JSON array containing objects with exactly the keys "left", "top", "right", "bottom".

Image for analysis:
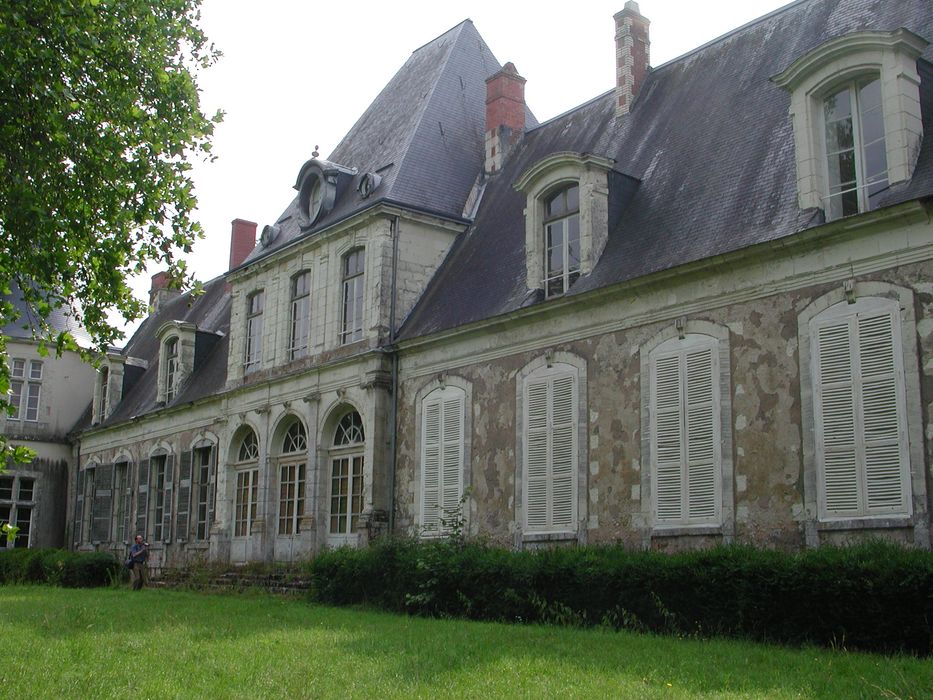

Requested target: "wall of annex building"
[
  {"left": 76, "top": 349, "right": 394, "bottom": 566},
  {"left": 394, "top": 211, "right": 933, "bottom": 551}
]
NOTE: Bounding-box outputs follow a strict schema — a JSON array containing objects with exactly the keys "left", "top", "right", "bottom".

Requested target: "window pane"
[
  {"left": 545, "top": 191, "right": 564, "bottom": 218},
  {"left": 565, "top": 185, "right": 579, "bottom": 212},
  {"left": 0, "top": 477, "right": 13, "bottom": 500},
  {"left": 567, "top": 215, "right": 580, "bottom": 271},
  {"left": 29, "top": 361, "right": 42, "bottom": 380},
  {"left": 9, "top": 381, "right": 22, "bottom": 419},
  {"left": 858, "top": 78, "right": 882, "bottom": 111},
  {"left": 25, "top": 384, "right": 40, "bottom": 421},
  {"left": 824, "top": 87, "right": 852, "bottom": 123},
  {"left": 17, "top": 478, "right": 34, "bottom": 501},
  {"left": 11, "top": 359, "right": 24, "bottom": 378}
]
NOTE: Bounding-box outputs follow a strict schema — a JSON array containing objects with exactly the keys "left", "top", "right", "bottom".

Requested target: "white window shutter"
[
  {"left": 525, "top": 379, "right": 550, "bottom": 531},
  {"left": 651, "top": 336, "right": 721, "bottom": 527},
  {"left": 421, "top": 399, "right": 441, "bottom": 533},
  {"left": 440, "top": 395, "right": 464, "bottom": 525},
  {"left": 813, "top": 300, "right": 909, "bottom": 519},
  {"left": 550, "top": 374, "right": 576, "bottom": 528}
]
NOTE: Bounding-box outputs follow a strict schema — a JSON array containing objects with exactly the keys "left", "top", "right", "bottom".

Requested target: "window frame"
[
  {"left": 244, "top": 290, "right": 264, "bottom": 373},
  {"left": 328, "top": 411, "right": 365, "bottom": 539},
  {"left": 543, "top": 184, "right": 581, "bottom": 298},
  {"left": 232, "top": 428, "right": 260, "bottom": 539},
  {"left": 163, "top": 336, "right": 179, "bottom": 403},
  {"left": 288, "top": 271, "right": 312, "bottom": 360},
  {"left": 277, "top": 420, "right": 307, "bottom": 536},
  {"left": 418, "top": 385, "right": 467, "bottom": 537},
  {"left": 0, "top": 473, "right": 37, "bottom": 549},
  {"left": 340, "top": 249, "right": 365, "bottom": 345}
]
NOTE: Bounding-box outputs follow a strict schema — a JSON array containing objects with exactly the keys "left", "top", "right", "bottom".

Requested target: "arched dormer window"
[
  {"left": 543, "top": 185, "right": 581, "bottom": 297},
  {"left": 163, "top": 337, "right": 179, "bottom": 402},
  {"left": 772, "top": 29, "right": 928, "bottom": 220}
]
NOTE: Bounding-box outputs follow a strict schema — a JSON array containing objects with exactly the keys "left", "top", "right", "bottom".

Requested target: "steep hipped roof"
[
  {"left": 1, "top": 281, "right": 93, "bottom": 347},
  {"left": 241, "top": 20, "right": 537, "bottom": 267},
  {"left": 400, "top": 0, "right": 933, "bottom": 339}
]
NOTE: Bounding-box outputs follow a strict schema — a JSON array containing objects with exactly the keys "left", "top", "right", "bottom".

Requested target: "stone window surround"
[
  {"left": 639, "top": 319, "right": 735, "bottom": 544},
  {"left": 514, "top": 351, "right": 588, "bottom": 546},
  {"left": 412, "top": 375, "right": 473, "bottom": 538},
  {"left": 772, "top": 28, "right": 928, "bottom": 215},
  {"left": 797, "top": 281, "right": 929, "bottom": 548},
  {"left": 156, "top": 321, "right": 196, "bottom": 405},
  {"left": 514, "top": 152, "right": 614, "bottom": 294}
]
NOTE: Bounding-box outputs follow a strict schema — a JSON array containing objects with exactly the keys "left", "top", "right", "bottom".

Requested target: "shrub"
[
  {"left": 307, "top": 539, "right": 933, "bottom": 655},
  {"left": 0, "top": 549, "right": 119, "bottom": 587}
]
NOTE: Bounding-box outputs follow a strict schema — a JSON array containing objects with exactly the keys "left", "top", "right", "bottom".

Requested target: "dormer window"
[
  {"left": 163, "top": 337, "right": 179, "bottom": 402},
  {"left": 514, "top": 152, "right": 616, "bottom": 297},
  {"left": 244, "top": 291, "right": 264, "bottom": 372},
  {"left": 544, "top": 185, "right": 581, "bottom": 297},
  {"left": 823, "top": 77, "right": 888, "bottom": 219},
  {"left": 294, "top": 158, "right": 355, "bottom": 231},
  {"left": 96, "top": 367, "right": 109, "bottom": 423},
  {"left": 773, "top": 29, "right": 928, "bottom": 221}
]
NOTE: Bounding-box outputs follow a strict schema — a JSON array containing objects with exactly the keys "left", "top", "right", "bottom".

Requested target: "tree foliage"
[{"left": 0, "top": 0, "right": 221, "bottom": 464}]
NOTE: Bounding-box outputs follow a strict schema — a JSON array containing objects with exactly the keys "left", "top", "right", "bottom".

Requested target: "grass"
[{"left": 0, "top": 586, "right": 930, "bottom": 699}]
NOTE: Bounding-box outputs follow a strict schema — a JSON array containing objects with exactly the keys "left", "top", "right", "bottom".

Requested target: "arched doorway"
[
  {"left": 327, "top": 410, "right": 365, "bottom": 547},
  {"left": 274, "top": 417, "right": 308, "bottom": 561},
  {"left": 230, "top": 426, "right": 260, "bottom": 562}
]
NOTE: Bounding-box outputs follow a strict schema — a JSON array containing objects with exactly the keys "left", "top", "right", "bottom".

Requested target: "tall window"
[
  {"left": 0, "top": 474, "right": 35, "bottom": 548},
  {"left": 278, "top": 421, "right": 307, "bottom": 535},
  {"left": 10, "top": 359, "right": 41, "bottom": 422},
  {"left": 164, "top": 337, "right": 179, "bottom": 402},
  {"left": 341, "top": 249, "right": 365, "bottom": 344},
  {"left": 193, "top": 445, "right": 215, "bottom": 540},
  {"left": 810, "top": 298, "right": 910, "bottom": 518},
  {"left": 823, "top": 77, "right": 887, "bottom": 220},
  {"left": 543, "top": 185, "right": 580, "bottom": 297},
  {"left": 81, "top": 466, "right": 96, "bottom": 543},
  {"left": 649, "top": 335, "right": 722, "bottom": 527},
  {"left": 97, "top": 367, "right": 109, "bottom": 423},
  {"left": 289, "top": 272, "right": 311, "bottom": 360},
  {"left": 112, "top": 461, "right": 129, "bottom": 543},
  {"left": 523, "top": 365, "right": 578, "bottom": 533},
  {"left": 234, "top": 429, "right": 259, "bottom": 537},
  {"left": 330, "top": 411, "right": 364, "bottom": 536},
  {"left": 244, "top": 291, "right": 264, "bottom": 372},
  {"left": 150, "top": 455, "right": 168, "bottom": 541},
  {"left": 420, "top": 387, "right": 465, "bottom": 536}
]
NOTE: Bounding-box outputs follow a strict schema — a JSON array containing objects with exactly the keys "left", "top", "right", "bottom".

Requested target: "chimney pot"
[
  {"left": 229, "top": 218, "right": 258, "bottom": 271},
  {"left": 614, "top": 1, "right": 650, "bottom": 118}
]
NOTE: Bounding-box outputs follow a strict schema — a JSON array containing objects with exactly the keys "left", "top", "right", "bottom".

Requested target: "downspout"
[{"left": 387, "top": 215, "right": 400, "bottom": 533}]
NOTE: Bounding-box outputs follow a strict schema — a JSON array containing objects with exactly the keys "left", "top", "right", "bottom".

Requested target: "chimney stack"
[
  {"left": 485, "top": 62, "right": 526, "bottom": 173},
  {"left": 614, "top": 1, "right": 650, "bottom": 118},
  {"left": 229, "top": 218, "right": 257, "bottom": 270},
  {"left": 149, "top": 271, "right": 180, "bottom": 312}
]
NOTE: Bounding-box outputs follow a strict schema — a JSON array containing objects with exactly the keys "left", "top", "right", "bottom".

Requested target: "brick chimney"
[
  {"left": 485, "top": 62, "right": 526, "bottom": 174},
  {"left": 614, "top": 1, "right": 650, "bottom": 118},
  {"left": 149, "top": 271, "right": 180, "bottom": 312},
  {"left": 229, "top": 218, "right": 257, "bottom": 270}
]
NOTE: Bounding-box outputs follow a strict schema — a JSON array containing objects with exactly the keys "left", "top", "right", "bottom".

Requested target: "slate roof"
[
  {"left": 240, "top": 20, "right": 537, "bottom": 268},
  {"left": 399, "top": 0, "right": 933, "bottom": 339},
  {"left": 2, "top": 281, "right": 92, "bottom": 347}
]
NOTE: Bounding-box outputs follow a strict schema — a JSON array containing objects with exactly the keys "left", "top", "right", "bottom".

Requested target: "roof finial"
[{"left": 312, "top": 145, "right": 320, "bottom": 158}]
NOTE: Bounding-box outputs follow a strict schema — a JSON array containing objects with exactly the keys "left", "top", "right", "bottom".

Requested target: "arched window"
[
  {"left": 289, "top": 271, "right": 311, "bottom": 360},
  {"left": 543, "top": 185, "right": 580, "bottom": 297},
  {"left": 278, "top": 420, "right": 307, "bottom": 536},
  {"left": 329, "top": 411, "right": 365, "bottom": 537},
  {"left": 341, "top": 249, "right": 365, "bottom": 344},
  {"left": 233, "top": 428, "right": 259, "bottom": 538},
  {"left": 96, "top": 366, "right": 109, "bottom": 423},
  {"left": 163, "top": 337, "right": 179, "bottom": 402}
]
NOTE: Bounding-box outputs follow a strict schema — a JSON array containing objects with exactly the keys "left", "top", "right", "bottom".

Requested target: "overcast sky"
[{"left": 117, "top": 0, "right": 792, "bottom": 336}]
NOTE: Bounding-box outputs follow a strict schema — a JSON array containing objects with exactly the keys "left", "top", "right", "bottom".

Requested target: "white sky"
[{"left": 117, "top": 0, "right": 791, "bottom": 336}]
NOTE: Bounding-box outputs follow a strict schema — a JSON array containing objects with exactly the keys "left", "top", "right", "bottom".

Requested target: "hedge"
[
  {"left": 0, "top": 548, "right": 121, "bottom": 587},
  {"left": 307, "top": 539, "right": 933, "bottom": 655}
]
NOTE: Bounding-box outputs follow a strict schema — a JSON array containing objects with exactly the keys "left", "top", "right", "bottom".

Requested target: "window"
[
  {"left": 649, "top": 335, "right": 722, "bottom": 527},
  {"left": 289, "top": 272, "right": 311, "bottom": 360},
  {"left": 341, "top": 249, "right": 365, "bottom": 344},
  {"left": 522, "top": 365, "right": 578, "bottom": 534},
  {"left": 420, "top": 386, "right": 465, "bottom": 536},
  {"left": 810, "top": 298, "right": 910, "bottom": 519},
  {"left": 163, "top": 337, "right": 179, "bottom": 402},
  {"left": 234, "top": 429, "right": 259, "bottom": 538},
  {"left": 9, "top": 358, "right": 41, "bottom": 422},
  {"left": 150, "top": 455, "right": 169, "bottom": 542},
  {"left": 543, "top": 185, "right": 580, "bottom": 297},
  {"left": 0, "top": 474, "right": 35, "bottom": 548},
  {"left": 96, "top": 367, "right": 109, "bottom": 423},
  {"left": 81, "top": 466, "right": 96, "bottom": 543},
  {"left": 329, "top": 411, "right": 364, "bottom": 536},
  {"left": 823, "top": 78, "right": 888, "bottom": 219},
  {"left": 112, "top": 461, "right": 130, "bottom": 543},
  {"left": 278, "top": 421, "right": 307, "bottom": 536},
  {"left": 193, "top": 445, "right": 216, "bottom": 540},
  {"left": 244, "top": 291, "right": 264, "bottom": 372},
  {"left": 772, "top": 29, "right": 927, "bottom": 219}
]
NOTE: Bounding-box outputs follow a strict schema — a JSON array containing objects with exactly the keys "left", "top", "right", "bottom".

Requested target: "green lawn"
[{"left": 0, "top": 586, "right": 928, "bottom": 699}]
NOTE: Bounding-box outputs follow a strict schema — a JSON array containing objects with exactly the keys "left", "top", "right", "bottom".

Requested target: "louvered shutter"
[
  {"left": 440, "top": 394, "right": 464, "bottom": 529},
  {"left": 652, "top": 337, "right": 720, "bottom": 526},
  {"left": 813, "top": 302, "right": 908, "bottom": 517},
  {"left": 74, "top": 469, "right": 85, "bottom": 546},
  {"left": 206, "top": 449, "right": 216, "bottom": 537},
  {"left": 91, "top": 463, "right": 113, "bottom": 542},
  {"left": 161, "top": 454, "right": 174, "bottom": 542},
  {"left": 685, "top": 347, "right": 718, "bottom": 520},
  {"left": 122, "top": 463, "right": 134, "bottom": 543},
  {"left": 550, "top": 374, "right": 575, "bottom": 528},
  {"left": 135, "top": 459, "right": 149, "bottom": 539},
  {"left": 524, "top": 378, "right": 550, "bottom": 531},
  {"left": 175, "top": 451, "right": 192, "bottom": 542},
  {"left": 420, "top": 399, "right": 442, "bottom": 533}
]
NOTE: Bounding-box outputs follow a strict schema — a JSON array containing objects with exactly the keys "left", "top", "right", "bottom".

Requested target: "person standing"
[{"left": 129, "top": 534, "right": 149, "bottom": 590}]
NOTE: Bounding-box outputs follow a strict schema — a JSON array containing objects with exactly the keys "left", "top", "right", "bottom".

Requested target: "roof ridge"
[
  {"left": 410, "top": 18, "right": 473, "bottom": 55},
  {"left": 526, "top": 88, "right": 615, "bottom": 133}
]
